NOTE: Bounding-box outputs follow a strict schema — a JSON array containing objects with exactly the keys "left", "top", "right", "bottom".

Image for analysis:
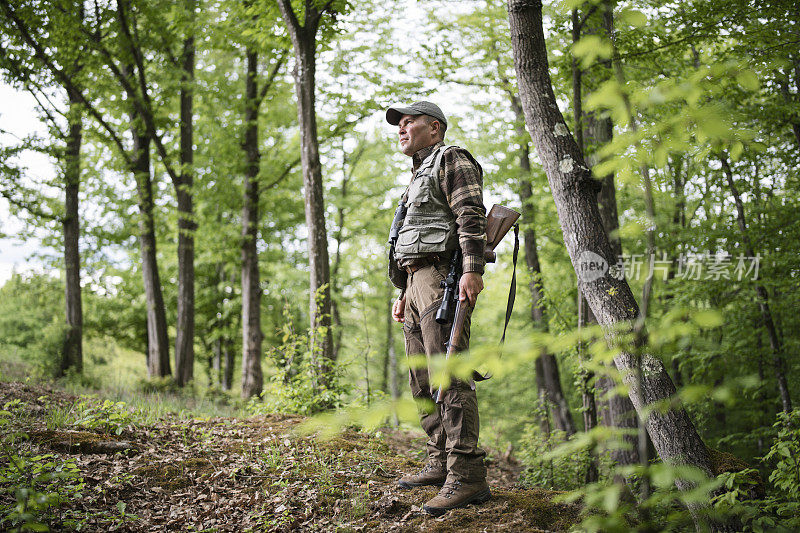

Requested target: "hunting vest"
[{"left": 394, "top": 145, "right": 459, "bottom": 261}]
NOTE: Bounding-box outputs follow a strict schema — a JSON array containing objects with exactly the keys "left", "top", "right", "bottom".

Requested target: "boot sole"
[
  {"left": 397, "top": 479, "right": 446, "bottom": 490},
  {"left": 423, "top": 487, "right": 492, "bottom": 517}
]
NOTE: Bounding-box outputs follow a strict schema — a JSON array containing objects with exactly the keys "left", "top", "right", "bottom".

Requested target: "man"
[{"left": 385, "top": 101, "right": 491, "bottom": 516}]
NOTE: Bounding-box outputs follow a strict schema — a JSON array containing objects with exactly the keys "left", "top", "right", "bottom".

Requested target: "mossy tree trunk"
[{"left": 507, "top": 1, "right": 733, "bottom": 528}]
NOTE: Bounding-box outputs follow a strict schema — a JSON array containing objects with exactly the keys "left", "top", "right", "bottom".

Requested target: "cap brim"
[{"left": 386, "top": 105, "right": 421, "bottom": 125}]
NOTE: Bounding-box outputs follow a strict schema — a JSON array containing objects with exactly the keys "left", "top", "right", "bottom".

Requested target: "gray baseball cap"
[{"left": 386, "top": 101, "right": 448, "bottom": 128}]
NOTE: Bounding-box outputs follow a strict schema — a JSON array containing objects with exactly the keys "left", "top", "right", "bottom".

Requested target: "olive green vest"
[{"left": 394, "top": 145, "right": 459, "bottom": 261}]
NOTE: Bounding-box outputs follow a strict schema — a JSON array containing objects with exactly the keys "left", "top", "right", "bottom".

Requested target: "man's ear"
[{"left": 430, "top": 119, "right": 441, "bottom": 138}]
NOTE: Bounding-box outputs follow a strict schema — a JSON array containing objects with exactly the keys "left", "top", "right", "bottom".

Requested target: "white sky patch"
[{"left": 0, "top": 84, "right": 57, "bottom": 285}]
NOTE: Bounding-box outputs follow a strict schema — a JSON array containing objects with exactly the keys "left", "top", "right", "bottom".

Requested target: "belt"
[{"left": 403, "top": 254, "right": 441, "bottom": 274}]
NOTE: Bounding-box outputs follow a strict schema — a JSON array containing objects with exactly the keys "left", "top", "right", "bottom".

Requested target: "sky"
[{"left": 0, "top": 83, "right": 55, "bottom": 285}]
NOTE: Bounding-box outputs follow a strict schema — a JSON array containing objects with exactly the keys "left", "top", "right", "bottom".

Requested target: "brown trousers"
[{"left": 403, "top": 263, "right": 487, "bottom": 482}]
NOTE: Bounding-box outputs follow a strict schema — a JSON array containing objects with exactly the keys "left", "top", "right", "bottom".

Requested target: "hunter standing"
[{"left": 386, "top": 101, "right": 491, "bottom": 516}]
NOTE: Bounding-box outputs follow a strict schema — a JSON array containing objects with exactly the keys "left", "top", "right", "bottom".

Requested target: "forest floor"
[{"left": 0, "top": 381, "right": 581, "bottom": 532}]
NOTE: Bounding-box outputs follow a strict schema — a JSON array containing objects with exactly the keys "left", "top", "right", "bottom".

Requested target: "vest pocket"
[
  {"left": 396, "top": 222, "right": 449, "bottom": 254},
  {"left": 419, "top": 222, "right": 450, "bottom": 248},
  {"left": 396, "top": 227, "right": 420, "bottom": 249},
  {"left": 407, "top": 181, "right": 432, "bottom": 207}
]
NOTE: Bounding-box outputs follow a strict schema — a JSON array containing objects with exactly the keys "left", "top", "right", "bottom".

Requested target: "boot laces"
[{"left": 440, "top": 479, "right": 461, "bottom": 499}]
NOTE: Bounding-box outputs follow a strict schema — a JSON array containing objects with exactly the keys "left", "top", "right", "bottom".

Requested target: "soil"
[{"left": 0, "top": 381, "right": 580, "bottom": 532}]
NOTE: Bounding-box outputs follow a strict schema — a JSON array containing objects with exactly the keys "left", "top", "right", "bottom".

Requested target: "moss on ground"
[
  {"left": 708, "top": 446, "right": 765, "bottom": 497},
  {"left": 134, "top": 458, "right": 214, "bottom": 491},
  {"left": 29, "top": 429, "right": 137, "bottom": 455}
]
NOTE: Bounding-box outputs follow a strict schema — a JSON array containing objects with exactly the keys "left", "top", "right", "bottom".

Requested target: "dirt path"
[{"left": 0, "top": 382, "right": 579, "bottom": 532}]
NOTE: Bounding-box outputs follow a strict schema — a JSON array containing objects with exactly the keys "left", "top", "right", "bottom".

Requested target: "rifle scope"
[
  {"left": 435, "top": 250, "right": 462, "bottom": 324},
  {"left": 388, "top": 198, "right": 407, "bottom": 245}
]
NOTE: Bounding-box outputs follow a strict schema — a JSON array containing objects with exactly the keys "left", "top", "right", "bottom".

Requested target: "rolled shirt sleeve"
[{"left": 439, "top": 147, "right": 487, "bottom": 274}]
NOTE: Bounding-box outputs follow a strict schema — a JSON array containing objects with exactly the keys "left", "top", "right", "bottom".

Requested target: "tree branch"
[
  {"left": 256, "top": 51, "right": 287, "bottom": 107},
  {"left": 116, "top": 0, "right": 180, "bottom": 184},
  {"left": 1, "top": 3, "right": 130, "bottom": 163}
]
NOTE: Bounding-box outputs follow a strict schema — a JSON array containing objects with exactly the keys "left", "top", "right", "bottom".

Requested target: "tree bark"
[
  {"left": 507, "top": 1, "right": 726, "bottom": 525},
  {"left": 131, "top": 117, "right": 171, "bottom": 378},
  {"left": 719, "top": 154, "right": 792, "bottom": 412},
  {"left": 276, "top": 0, "right": 334, "bottom": 388},
  {"left": 174, "top": 16, "right": 196, "bottom": 387},
  {"left": 60, "top": 89, "right": 83, "bottom": 376},
  {"left": 509, "top": 92, "right": 577, "bottom": 436},
  {"left": 386, "top": 283, "right": 400, "bottom": 426},
  {"left": 240, "top": 48, "right": 264, "bottom": 399},
  {"left": 579, "top": 3, "right": 641, "bottom": 469}
]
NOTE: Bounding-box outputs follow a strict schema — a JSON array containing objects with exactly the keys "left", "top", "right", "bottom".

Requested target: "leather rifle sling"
[{"left": 500, "top": 224, "right": 520, "bottom": 346}]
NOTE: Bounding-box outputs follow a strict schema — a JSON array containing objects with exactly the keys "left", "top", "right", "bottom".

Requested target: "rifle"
[
  {"left": 434, "top": 204, "right": 521, "bottom": 403},
  {"left": 387, "top": 198, "right": 409, "bottom": 290}
]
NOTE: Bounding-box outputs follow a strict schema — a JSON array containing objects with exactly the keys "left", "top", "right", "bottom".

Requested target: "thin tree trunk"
[
  {"left": 223, "top": 267, "right": 236, "bottom": 391},
  {"left": 579, "top": 3, "right": 641, "bottom": 469},
  {"left": 507, "top": 2, "right": 731, "bottom": 527},
  {"left": 276, "top": 0, "right": 334, "bottom": 389},
  {"left": 240, "top": 48, "right": 264, "bottom": 399},
  {"left": 331, "top": 149, "right": 348, "bottom": 362},
  {"left": 386, "top": 283, "right": 400, "bottom": 426},
  {"left": 213, "top": 338, "right": 222, "bottom": 386},
  {"left": 60, "top": 89, "right": 83, "bottom": 376},
  {"left": 509, "top": 92, "right": 577, "bottom": 436},
  {"left": 719, "top": 154, "right": 792, "bottom": 412},
  {"left": 132, "top": 120, "right": 170, "bottom": 378},
  {"left": 174, "top": 15, "right": 196, "bottom": 387}
]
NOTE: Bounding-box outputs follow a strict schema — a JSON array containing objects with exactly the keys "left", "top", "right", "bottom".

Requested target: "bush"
[
  {"left": 0, "top": 400, "right": 86, "bottom": 531},
  {"left": 0, "top": 273, "right": 67, "bottom": 378}
]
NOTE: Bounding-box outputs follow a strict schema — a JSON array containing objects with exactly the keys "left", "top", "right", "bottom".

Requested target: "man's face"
[{"left": 397, "top": 114, "right": 438, "bottom": 156}]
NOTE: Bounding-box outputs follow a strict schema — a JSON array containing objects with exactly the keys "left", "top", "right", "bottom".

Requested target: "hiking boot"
[
  {"left": 422, "top": 478, "right": 491, "bottom": 517},
  {"left": 397, "top": 462, "right": 447, "bottom": 490}
]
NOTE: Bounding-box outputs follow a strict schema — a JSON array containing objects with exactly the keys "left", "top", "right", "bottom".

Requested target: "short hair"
[{"left": 421, "top": 114, "right": 447, "bottom": 140}]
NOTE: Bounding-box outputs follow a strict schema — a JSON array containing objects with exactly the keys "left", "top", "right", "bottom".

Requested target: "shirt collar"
[{"left": 411, "top": 141, "right": 445, "bottom": 173}]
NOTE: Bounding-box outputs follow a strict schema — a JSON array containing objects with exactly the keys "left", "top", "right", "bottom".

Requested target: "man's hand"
[
  {"left": 392, "top": 296, "right": 406, "bottom": 323},
  {"left": 459, "top": 272, "right": 483, "bottom": 307}
]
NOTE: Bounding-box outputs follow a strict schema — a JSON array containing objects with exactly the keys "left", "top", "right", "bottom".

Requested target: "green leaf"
[
  {"left": 736, "top": 69, "right": 760, "bottom": 91},
  {"left": 572, "top": 35, "right": 613, "bottom": 69},
  {"left": 730, "top": 141, "right": 744, "bottom": 161},
  {"left": 619, "top": 8, "right": 647, "bottom": 28},
  {"left": 692, "top": 309, "right": 723, "bottom": 328}
]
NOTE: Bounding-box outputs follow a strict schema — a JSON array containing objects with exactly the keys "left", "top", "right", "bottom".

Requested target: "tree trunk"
[
  {"left": 509, "top": 92, "right": 576, "bottom": 436},
  {"left": 174, "top": 21, "right": 196, "bottom": 387},
  {"left": 240, "top": 48, "right": 264, "bottom": 399},
  {"left": 386, "top": 283, "right": 400, "bottom": 426},
  {"left": 580, "top": 5, "right": 641, "bottom": 468},
  {"left": 331, "top": 150, "right": 348, "bottom": 362},
  {"left": 131, "top": 118, "right": 171, "bottom": 378},
  {"left": 579, "top": 293, "right": 599, "bottom": 483},
  {"left": 507, "top": 1, "right": 727, "bottom": 526},
  {"left": 276, "top": 1, "right": 334, "bottom": 389},
  {"left": 60, "top": 89, "right": 83, "bottom": 376},
  {"left": 720, "top": 154, "right": 792, "bottom": 412}
]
